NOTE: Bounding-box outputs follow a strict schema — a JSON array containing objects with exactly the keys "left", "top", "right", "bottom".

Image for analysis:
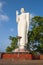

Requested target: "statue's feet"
[{"left": 12, "top": 48, "right": 29, "bottom": 52}]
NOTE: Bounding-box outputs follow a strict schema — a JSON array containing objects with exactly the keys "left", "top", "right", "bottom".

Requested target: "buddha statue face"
[{"left": 21, "top": 8, "right": 25, "bottom": 13}]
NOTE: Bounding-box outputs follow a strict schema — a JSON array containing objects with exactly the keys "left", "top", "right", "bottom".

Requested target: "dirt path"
[{"left": 0, "top": 59, "right": 43, "bottom": 65}]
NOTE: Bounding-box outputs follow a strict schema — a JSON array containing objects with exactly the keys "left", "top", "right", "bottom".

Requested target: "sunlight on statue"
[{"left": 16, "top": 8, "right": 30, "bottom": 51}]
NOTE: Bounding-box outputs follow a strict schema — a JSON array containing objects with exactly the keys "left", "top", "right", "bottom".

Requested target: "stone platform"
[
  {"left": 0, "top": 52, "right": 43, "bottom": 60},
  {"left": 1, "top": 52, "right": 32, "bottom": 60}
]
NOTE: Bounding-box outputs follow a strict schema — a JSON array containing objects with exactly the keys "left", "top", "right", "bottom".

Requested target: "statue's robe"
[{"left": 16, "top": 12, "right": 30, "bottom": 49}]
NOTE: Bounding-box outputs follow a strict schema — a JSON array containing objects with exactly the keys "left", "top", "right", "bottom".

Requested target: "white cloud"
[
  {"left": 30, "top": 13, "right": 35, "bottom": 19},
  {"left": 10, "top": 28, "right": 14, "bottom": 32},
  {"left": 0, "top": 14, "right": 9, "bottom": 21},
  {"left": 29, "top": 13, "right": 35, "bottom": 23},
  {"left": 0, "top": 2, "right": 9, "bottom": 22},
  {"left": 0, "top": 2, "right": 3, "bottom": 11},
  {"left": 0, "top": 2, "right": 3, "bottom": 8},
  {"left": 0, "top": 2, "right": 6, "bottom": 10}
]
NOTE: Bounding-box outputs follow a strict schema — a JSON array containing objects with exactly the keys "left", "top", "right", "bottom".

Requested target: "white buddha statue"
[{"left": 16, "top": 8, "right": 30, "bottom": 50}]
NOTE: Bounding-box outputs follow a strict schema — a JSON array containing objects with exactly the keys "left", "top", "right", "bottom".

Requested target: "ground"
[{"left": 0, "top": 59, "right": 43, "bottom": 65}]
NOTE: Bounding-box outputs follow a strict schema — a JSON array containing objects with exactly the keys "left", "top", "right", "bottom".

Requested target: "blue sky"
[{"left": 0, "top": 0, "right": 43, "bottom": 52}]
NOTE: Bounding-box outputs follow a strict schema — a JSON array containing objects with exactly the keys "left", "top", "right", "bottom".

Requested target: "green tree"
[
  {"left": 36, "top": 44, "right": 43, "bottom": 54},
  {"left": 27, "top": 16, "right": 43, "bottom": 54},
  {"left": 6, "top": 36, "right": 18, "bottom": 52},
  {"left": 6, "top": 46, "right": 12, "bottom": 52}
]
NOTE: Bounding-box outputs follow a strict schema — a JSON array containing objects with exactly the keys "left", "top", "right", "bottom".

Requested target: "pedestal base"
[
  {"left": 13, "top": 48, "right": 29, "bottom": 52},
  {"left": 2, "top": 52, "right": 32, "bottom": 60}
]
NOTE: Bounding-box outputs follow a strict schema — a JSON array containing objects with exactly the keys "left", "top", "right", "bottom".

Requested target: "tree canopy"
[
  {"left": 27, "top": 16, "right": 43, "bottom": 54},
  {"left": 6, "top": 36, "right": 18, "bottom": 52}
]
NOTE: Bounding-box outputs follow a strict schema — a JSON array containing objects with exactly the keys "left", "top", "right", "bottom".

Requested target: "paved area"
[{"left": 0, "top": 59, "right": 43, "bottom": 65}]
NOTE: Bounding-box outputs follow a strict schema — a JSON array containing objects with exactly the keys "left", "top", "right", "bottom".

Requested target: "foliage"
[
  {"left": 27, "top": 16, "right": 43, "bottom": 54},
  {"left": 36, "top": 43, "right": 43, "bottom": 54},
  {"left": 6, "top": 36, "right": 18, "bottom": 52}
]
